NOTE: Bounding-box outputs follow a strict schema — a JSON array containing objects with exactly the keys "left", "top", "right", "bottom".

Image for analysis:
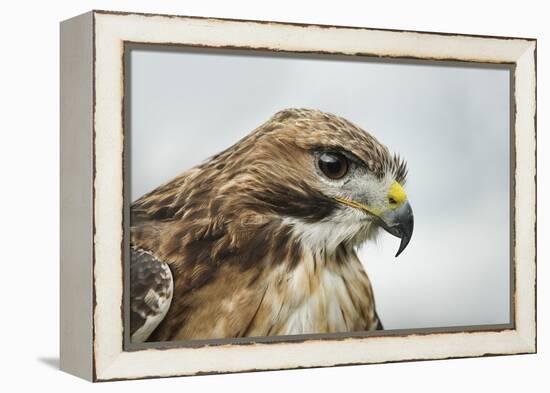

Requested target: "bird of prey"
[{"left": 130, "top": 108, "right": 413, "bottom": 343}]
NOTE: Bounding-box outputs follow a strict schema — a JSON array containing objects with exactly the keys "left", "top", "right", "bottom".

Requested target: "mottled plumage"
[{"left": 130, "top": 108, "right": 413, "bottom": 342}]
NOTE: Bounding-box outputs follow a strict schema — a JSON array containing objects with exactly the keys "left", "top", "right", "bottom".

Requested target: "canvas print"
[{"left": 127, "top": 47, "right": 511, "bottom": 344}]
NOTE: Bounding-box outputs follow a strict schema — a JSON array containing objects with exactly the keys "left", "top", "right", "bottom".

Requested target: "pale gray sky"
[{"left": 128, "top": 47, "right": 511, "bottom": 330}]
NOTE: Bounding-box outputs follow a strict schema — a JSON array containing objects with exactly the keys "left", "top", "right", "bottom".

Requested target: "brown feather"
[{"left": 131, "top": 108, "right": 402, "bottom": 341}]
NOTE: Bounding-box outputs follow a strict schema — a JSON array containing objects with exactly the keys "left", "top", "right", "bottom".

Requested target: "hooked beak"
[
  {"left": 334, "top": 197, "right": 414, "bottom": 257},
  {"left": 376, "top": 201, "right": 414, "bottom": 257}
]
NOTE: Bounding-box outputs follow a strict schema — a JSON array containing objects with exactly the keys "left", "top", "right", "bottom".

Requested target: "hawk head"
[
  {"left": 238, "top": 108, "right": 414, "bottom": 257},
  {"left": 133, "top": 108, "right": 413, "bottom": 261}
]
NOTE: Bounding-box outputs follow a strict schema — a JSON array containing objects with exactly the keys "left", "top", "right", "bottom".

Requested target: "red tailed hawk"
[{"left": 130, "top": 108, "right": 413, "bottom": 342}]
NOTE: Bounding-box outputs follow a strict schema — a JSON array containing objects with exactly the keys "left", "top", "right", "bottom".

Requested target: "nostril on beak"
[{"left": 388, "top": 181, "right": 407, "bottom": 208}]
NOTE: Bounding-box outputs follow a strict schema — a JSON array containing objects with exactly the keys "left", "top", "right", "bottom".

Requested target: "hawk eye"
[{"left": 318, "top": 152, "right": 349, "bottom": 180}]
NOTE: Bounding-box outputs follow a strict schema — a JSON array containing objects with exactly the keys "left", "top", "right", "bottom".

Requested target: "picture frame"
[{"left": 60, "top": 10, "right": 537, "bottom": 381}]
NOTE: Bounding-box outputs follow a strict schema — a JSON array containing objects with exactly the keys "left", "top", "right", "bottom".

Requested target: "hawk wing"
[{"left": 129, "top": 248, "right": 174, "bottom": 343}]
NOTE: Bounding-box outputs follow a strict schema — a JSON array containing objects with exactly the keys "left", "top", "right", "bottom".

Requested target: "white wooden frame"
[{"left": 60, "top": 10, "right": 537, "bottom": 382}]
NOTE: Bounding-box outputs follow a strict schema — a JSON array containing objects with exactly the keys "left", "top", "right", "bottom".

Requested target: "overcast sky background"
[{"left": 129, "top": 47, "right": 511, "bottom": 330}]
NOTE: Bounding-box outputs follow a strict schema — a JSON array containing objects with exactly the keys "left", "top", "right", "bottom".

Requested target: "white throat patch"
[{"left": 283, "top": 208, "right": 375, "bottom": 253}]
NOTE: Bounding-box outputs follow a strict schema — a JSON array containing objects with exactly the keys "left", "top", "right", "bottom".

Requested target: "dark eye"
[{"left": 318, "top": 152, "right": 349, "bottom": 180}]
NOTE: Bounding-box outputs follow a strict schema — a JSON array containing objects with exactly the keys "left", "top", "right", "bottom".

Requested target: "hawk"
[{"left": 130, "top": 108, "right": 413, "bottom": 343}]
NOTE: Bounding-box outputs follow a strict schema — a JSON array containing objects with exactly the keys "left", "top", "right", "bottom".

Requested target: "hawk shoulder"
[{"left": 130, "top": 248, "right": 173, "bottom": 343}]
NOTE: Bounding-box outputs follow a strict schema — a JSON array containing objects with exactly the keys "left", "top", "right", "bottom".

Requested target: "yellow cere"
[{"left": 388, "top": 181, "right": 407, "bottom": 208}]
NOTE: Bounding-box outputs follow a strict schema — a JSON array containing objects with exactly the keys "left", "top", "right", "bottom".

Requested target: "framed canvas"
[{"left": 60, "top": 10, "right": 537, "bottom": 381}]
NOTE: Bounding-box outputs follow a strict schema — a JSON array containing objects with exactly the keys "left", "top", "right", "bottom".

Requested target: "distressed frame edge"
[
  {"left": 59, "top": 11, "right": 95, "bottom": 381},
  {"left": 92, "top": 8, "right": 537, "bottom": 42},
  {"left": 88, "top": 11, "right": 537, "bottom": 382},
  {"left": 512, "top": 40, "right": 537, "bottom": 354}
]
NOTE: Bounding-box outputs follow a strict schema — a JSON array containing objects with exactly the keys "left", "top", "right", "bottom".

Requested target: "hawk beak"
[
  {"left": 377, "top": 201, "right": 414, "bottom": 257},
  {"left": 334, "top": 194, "right": 414, "bottom": 257}
]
